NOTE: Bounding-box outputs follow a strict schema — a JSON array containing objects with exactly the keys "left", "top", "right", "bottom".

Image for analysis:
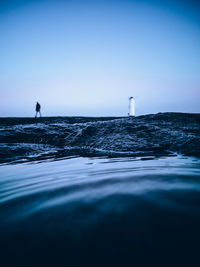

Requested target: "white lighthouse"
[{"left": 129, "top": 97, "right": 135, "bottom": 116}]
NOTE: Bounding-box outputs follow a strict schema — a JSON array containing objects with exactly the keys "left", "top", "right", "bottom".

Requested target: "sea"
[{"left": 0, "top": 113, "right": 200, "bottom": 266}]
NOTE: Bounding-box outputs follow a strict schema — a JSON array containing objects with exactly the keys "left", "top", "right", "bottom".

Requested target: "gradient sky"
[{"left": 0, "top": 0, "right": 200, "bottom": 116}]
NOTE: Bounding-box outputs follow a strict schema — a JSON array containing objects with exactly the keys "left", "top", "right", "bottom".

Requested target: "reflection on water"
[{"left": 0, "top": 156, "right": 200, "bottom": 266}]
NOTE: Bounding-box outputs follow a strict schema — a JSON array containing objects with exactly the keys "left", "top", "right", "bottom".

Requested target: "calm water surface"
[{"left": 0, "top": 156, "right": 200, "bottom": 266}]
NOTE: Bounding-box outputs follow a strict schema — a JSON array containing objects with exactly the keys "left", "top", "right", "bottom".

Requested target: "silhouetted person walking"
[{"left": 35, "top": 102, "right": 41, "bottom": 118}]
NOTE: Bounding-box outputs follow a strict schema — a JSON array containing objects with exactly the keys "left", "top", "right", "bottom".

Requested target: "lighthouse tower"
[{"left": 129, "top": 97, "right": 135, "bottom": 116}]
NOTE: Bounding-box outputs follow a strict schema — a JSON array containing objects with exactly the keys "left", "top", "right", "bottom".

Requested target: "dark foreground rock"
[{"left": 0, "top": 112, "right": 200, "bottom": 163}]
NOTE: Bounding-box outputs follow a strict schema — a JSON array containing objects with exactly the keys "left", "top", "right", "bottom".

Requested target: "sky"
[{"left": 0, "top": 0, "right": 200, "bottom": 117}]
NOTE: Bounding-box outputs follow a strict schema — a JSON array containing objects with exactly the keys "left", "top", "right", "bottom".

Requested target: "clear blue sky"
[{"left": 0, "top": 0, "right": 200, "bottom": 116}]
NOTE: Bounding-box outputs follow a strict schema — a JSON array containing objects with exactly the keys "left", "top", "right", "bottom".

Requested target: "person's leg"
[
  {"left": 35, "top": 111, "right": 37, "bottom": 118},
  {"left": 39, "top": 111, "right": 41, "bottom": 117}
]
